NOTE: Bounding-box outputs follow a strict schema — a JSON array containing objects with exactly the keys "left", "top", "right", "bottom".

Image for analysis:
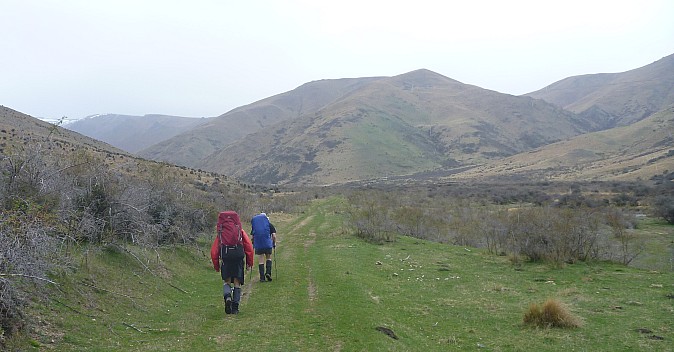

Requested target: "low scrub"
[
  {"left": 345, "top": 188, "right": 645, "bottom": 266},
  {"left": 523, "top": 299, "right": 582, "bottom": 328},
  {"left": 0, "top": 136, "right": 254, "bottom": 344}
]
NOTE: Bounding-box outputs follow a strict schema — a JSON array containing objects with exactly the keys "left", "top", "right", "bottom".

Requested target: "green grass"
[
  {"left": 347, "top": 112, "right": 439, "bottom": 175},
  {"left": 21, "top": 197, "right": 674, "bottom": 351},
  {"left": 631, "top": 217, "right": 674, "bottom": 272}
]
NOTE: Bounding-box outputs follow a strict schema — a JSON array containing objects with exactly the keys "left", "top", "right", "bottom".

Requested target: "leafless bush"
[
  {"left": 347, "top": 191, "right": 397, "bottom": 243},
  {"left": 0, "top": 136, "right": 241, "bottom": 340},
  {"left": 393, "top": 206, "right": 428, "bottom": 238},
  {"left": 503, "top": 207, "right": 603, "bottom": 264},
  {"left": 653, "top": 195, "right": 674, "bottom": 224},
  {"left": 476, "top": 208, "right": 510, "bottom": 255},
  {"left": 447, "top": 204, "right": 485, "bottom": 247},
  {"left": 0, "top": 209, "right": 64, "bottom": 337},
  {"left": 343, "top": 188, "right": 635, "bottom": 266},
  {"left": 605, "top": 209, "right": 643, "bottom": 265}
]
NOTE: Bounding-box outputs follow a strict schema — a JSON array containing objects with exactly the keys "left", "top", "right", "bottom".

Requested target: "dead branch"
[
  {"left": 109, "top": 243, "right": 155, "bottom": 275},
  {"left": 166, "top": 282, "right": 189, "bottom": 294},
  {"left": 79, "top": 281, "right": 137, "bottom": 300},
  {"left": 0, "top": 273, "right": 59, "bottom": 286},
  {"left": 115, "top": 201, "right": 148, "bottom": 213},
  {"left": 53, "top": 298, "right": 96, "bottom": 318},
  {"left": 122, "top": 322, "right": 145, "bottom": 333},
  {"left": 108, "top": 243, "right": 189, "bottom": 294}
]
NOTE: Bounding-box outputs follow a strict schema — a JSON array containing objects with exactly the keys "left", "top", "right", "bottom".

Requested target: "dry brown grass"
[{"left": 523, "top": 299, "right": 582, "bottom": 328}]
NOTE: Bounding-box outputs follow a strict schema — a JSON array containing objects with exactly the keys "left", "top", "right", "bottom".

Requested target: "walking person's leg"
[
  {"left": 221, "top": 258, "right": 234, "bottom": 314},
  {"left": 257, "top": 252, "right": 266, "bottom": 282},
  {"left": 223, "top": 278, "right": 233, "bottom": 314},
  {"left": 231, "top": 259, "right": 244, "bottom": 314},
  {"left": 232, "top": 278, "right": 242, "bottom": 314},
  {"left": 265, "top": 252, "right": 273, "bottom": 282},
  {"left": 273, "top": 246, "right": 277, "bottom": 281}
]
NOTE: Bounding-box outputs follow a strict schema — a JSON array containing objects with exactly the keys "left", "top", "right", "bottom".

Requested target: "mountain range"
[
  {"left": 198, "top": 69, "right": 596, "bottom": 185},
  {"left": 526, "top": 54, "right": 674, "bottom": 128},
  {"left": 19, "top": 53, "right": 674, "bottom": 185},
  {"left": 66, "top": 114, "right": 205, "bottom": 153}
]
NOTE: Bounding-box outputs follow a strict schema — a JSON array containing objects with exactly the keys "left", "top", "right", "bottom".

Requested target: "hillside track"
[{"left": 258, "top": 202, "right": 347, "bottom": 351}]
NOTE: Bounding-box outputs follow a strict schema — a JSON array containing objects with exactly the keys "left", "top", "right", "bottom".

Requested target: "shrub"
[
  {"left": 653, "top": 195, "right": 674, "bottom": 224},
  {"left": 523, "top": 299, "right": 582, "bottom": 328},
  {"left": 0, "top": 135, "right": 246, "bottom": 342},
  {"left": 0, "top": 208, "right": 63, "bottom": 339},
  {"left": 504, "top": 207, "right": 602, "bottom": 265},
  {"left": 346, "top": 191, "right": 396, "bottom": 244}
]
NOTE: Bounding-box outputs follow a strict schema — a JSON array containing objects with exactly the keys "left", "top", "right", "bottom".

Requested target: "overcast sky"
[{"left": 1, "top": 0, "right": 673, "bottom": 121}]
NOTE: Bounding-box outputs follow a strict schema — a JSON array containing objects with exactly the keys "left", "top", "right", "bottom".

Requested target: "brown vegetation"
[
  {"left": 344, "top": 180, "right": 664, "bottom": 266},
  {"left": 523, "top": 299, "right": 582, "bottom": 328},
  {"left": 0, "top": 108, "right": 310, "bottom": 342}
]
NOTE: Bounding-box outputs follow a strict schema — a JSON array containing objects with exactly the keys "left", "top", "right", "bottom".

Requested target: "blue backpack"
[{"left": 251, "top": 213, "right": 273, "bottom": 249}]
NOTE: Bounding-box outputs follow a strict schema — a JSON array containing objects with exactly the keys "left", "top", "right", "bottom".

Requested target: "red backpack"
[{"left": 217, "top": 211, "right": 244, "bottom": 261}]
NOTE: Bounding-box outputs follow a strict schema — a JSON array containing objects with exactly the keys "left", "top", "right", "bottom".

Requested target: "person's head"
[{"left": 260, "top": 212, "right": 267, "bottom": 218}]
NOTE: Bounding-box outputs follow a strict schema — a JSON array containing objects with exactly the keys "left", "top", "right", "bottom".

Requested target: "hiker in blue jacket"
[{"left": 251, "top": 212, "right": 277, "bottom": 282}]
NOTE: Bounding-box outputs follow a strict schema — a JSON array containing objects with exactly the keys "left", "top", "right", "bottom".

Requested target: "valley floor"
[{"left": 23, "top": 197, "right": 674, "bottom": 351}]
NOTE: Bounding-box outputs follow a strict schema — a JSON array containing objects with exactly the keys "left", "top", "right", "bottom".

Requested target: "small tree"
[
  {"left": 347, "top": 191, "right": 396, "bottom": 243},
  {"left": 653, "top": 195, "right": 674, "bottom": 224},
  {"left": 606, "top": 209, "right": 643, "bottom": 265}
]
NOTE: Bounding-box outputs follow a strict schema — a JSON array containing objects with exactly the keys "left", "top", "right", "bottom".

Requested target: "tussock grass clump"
[{"left": 523, "top": 299, "right": 582, "bottom": 328}]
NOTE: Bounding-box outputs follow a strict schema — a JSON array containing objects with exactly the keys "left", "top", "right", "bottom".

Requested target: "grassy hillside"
[
  {"left": 526, "top": 53, "right": 674, "bottom": 127},
  {"left": 138, "top": 77, "right": 380, "bottom": 168},
  {"left": 0, "top": 106, "right": 129, "bottom": 155},
  {"left": 454, "top": 106, "right": 674, "bottom": 182},
  {"left": 203, "top": 103, "right": 445, "bottom": 185},
  {"left": 200, "top": 70, "right": 589, "bottom": 185},
  {"left": 20, "top": 197, "right": 673, "bottom": 351}
]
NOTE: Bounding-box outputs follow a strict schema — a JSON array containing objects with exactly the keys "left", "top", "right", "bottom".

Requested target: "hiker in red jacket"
[{"left": 210, "top": 226, "right": 254, "bottom": 314}]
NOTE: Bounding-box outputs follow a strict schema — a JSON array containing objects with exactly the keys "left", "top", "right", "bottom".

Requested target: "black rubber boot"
[
  {"left": 258, "top": 264, "right": 266, "bottom": 282},
  {"left": 223, "top": 284, "right": 232, "bottom": 314},
  {"left": 265, "top": 259, "right": 273, "bottom": 282},
  {"left": 232, "top": 287, "right": 241, "bottom": 314}
]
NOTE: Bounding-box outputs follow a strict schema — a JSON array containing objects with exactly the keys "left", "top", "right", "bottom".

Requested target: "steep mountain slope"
[
  {"left": 199, "top": 70, "right": 593, "bottom": 185},
  {"left": 526, "top": 53, "right": 674, "bottom": 128},
  {"left": 137, "top": 77, "right": 380, "bottom": 167},
  {"left": 454, "top": 105, "right": 674, "bottom": 181},
  {"left": 0, "top": 106, "right": 241, "bottom": 186},
  {"left": 60, "top": 54, "right": 674, "bottom": 186},
  {"left": 65, "top": 114, "right": 205, "bottom": 153},
  {"left": 0, "top": 106, "right": 128, "bottom": 155}
]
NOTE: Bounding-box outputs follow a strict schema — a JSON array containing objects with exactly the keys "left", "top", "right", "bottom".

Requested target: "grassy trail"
[{"left": 32, "top": 197, "right": 674, "bottom": 351}]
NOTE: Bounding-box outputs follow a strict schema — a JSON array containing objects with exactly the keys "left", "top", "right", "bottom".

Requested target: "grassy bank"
[{"left": 20, "top": 197, "right": 674, "bottom": 351}]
